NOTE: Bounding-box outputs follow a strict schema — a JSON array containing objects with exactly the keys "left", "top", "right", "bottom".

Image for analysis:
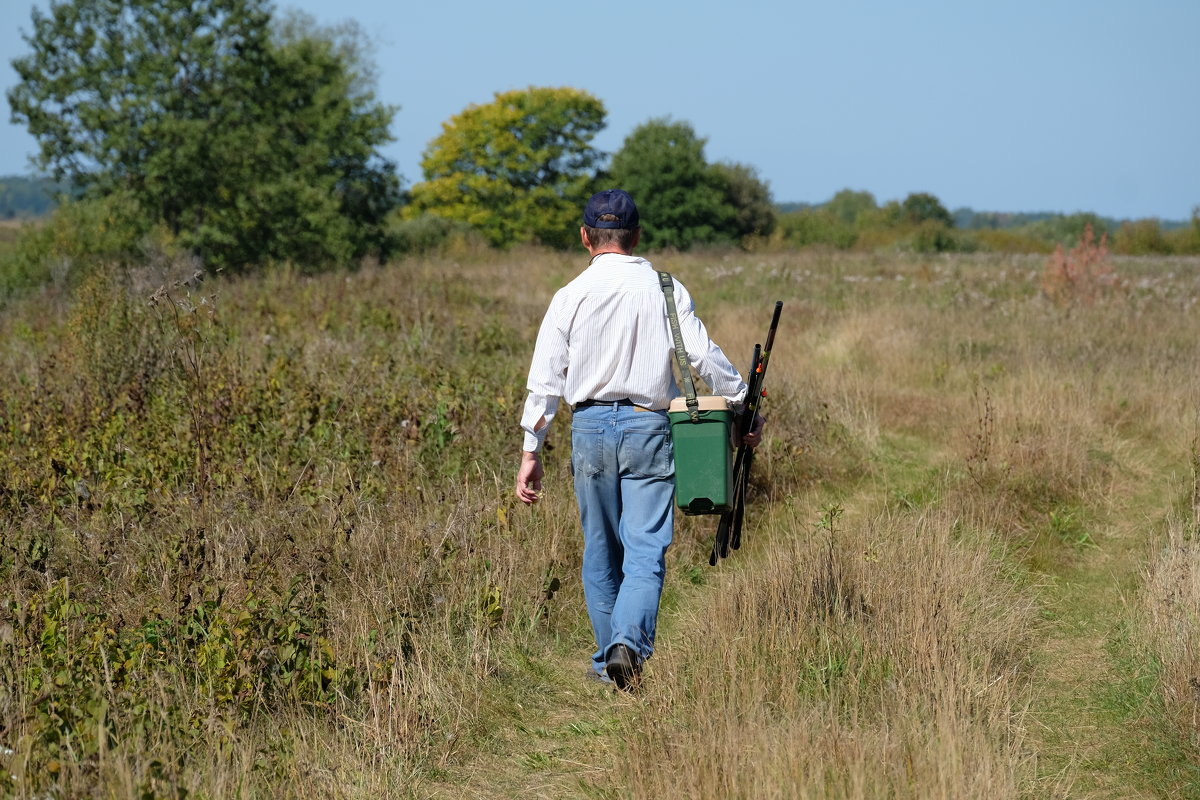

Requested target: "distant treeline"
[
  {"left": 777, "top": 200, "right": 1190, "bottom": 234},
  {"left": 954, "top": 208, "right": 1195, "bottom": 232},
  {"left": 775, "top": 190, "right": 1200, "bottom": 256},
  {"left": 774, "top": 203, "right": 1190, "bottom": 232},
  {"left": 0, "top": 175, "right": 66, "bottom": 219}
]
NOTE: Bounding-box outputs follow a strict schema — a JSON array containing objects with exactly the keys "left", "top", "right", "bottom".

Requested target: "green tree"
[
  {"left": 608, "top": 118, "right": 736, "bottom": 250},
  {"left": 825, "top": 189, "right": 877, "bottom": 226},
  {"left": 898, "top": 192, "right": 953, "bottom": 227},
  {"left": 711, "top": 161, "right": 776, "bottom": 240},
  {"left": 405, "top": 87, "right": 605, "bottom": 249},
  {"left": 8, "top": 0, "right": 400, "bottom": 272}
]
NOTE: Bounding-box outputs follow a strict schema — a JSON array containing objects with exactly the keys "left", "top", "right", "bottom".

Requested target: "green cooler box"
[{"left": 668, "top": 396, "right": 734, "bottom": 515}]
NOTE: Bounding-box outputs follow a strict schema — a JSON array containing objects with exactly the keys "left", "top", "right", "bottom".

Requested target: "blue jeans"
[{"left": 571, "top": 403, "right": 675, "bottom": 678}]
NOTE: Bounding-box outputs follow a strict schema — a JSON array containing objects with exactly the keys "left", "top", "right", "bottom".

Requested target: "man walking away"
[{"left": 515, "top": 189, "right": 763, "bottom": 689}]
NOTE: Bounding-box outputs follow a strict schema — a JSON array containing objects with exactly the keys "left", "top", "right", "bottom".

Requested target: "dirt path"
[
  {"left": 413, "top": 630, "right": 639, "bottom": 798},
  {"left": 1025, "top": 545, "right": 1151, "bottom": 797},
  {"left": 1022, "top": 464, "right": 1186, "bottom": 799}
]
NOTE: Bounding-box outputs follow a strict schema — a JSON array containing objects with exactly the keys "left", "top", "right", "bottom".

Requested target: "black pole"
[{"left": 710, "top": 301, "right": 782, "bottom": 566}]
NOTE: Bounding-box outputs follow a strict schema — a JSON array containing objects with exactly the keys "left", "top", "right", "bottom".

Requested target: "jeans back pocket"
[
  {"left": 619, "top": 427, "right": 674, "bottom": 479},
  {"left": 571, "top": 425, "right": 606, "bottom": 477}
]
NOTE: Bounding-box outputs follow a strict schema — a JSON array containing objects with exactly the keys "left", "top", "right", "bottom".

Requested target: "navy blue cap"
[{"left": 583, "top": 189, "right": 640, "bottom": 229}]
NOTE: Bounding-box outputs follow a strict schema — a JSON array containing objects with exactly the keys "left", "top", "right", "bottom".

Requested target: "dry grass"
[
  {"left": 1, "top": 248, "right": 1199, "bottom": 797},
  {"left": 619, "top": 503, "right": 1035, "bottom": 799},
  {"left": 1138, "top": 479, "right": 1200, "bottom": 763}
]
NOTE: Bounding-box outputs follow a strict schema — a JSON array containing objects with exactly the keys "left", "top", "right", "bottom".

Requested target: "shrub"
[
  {"left": 389, "top": 212, "right": 485, "bottom": 256},
  {"left": 778, "top": 209, "right": 858, "bottom": 249},
  {"left": 969, "top": 228, "right": 1055, "bottom": 254},
  {"left": 0, "top": 193, "right": 170, "bottom": 295},
  {"left": 1164, "top": 207, "right": 1200, "bottom": 255},
  {"left": 1040, "top": 224, "right": 1117, "bottom": 306},
  {"left": 1112, "top": 219, "right": 1173, "bottom": 255},
  {"left": 909, "top": 220, "right": 965, "bottom": 254}
]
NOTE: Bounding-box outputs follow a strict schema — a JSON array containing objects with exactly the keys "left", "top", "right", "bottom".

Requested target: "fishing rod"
[{"left": 711, "top": 300, "right": 783, "bottom": 566}]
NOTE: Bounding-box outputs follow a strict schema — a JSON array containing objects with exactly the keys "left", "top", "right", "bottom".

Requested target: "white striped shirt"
[{"left": 520, "top": 253, "right": 747, "bottom": 452}]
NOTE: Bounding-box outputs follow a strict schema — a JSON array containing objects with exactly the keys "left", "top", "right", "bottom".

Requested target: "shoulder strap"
[{"left": 658, "top": 271, "right": 700, "bottom": 422}]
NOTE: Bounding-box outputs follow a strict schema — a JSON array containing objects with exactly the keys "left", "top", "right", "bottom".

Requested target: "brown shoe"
[{"left": 605, "top": 644, "right": 641, "bottom": 690}]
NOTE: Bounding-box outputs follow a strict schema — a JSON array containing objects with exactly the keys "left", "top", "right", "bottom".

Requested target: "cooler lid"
[{"left": 668, "top": 396, "right": 730, "bottom": 413}]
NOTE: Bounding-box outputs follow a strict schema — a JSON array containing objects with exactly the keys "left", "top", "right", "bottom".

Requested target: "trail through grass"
[
  {"left": 415, "top": 431, "right": 1194, "bottom": 799},
  {"left": 1024, "top": 457, "right": 1200, "bottom": 799},
  {"left": 419, "top": 641, "right": 623, "bottom": 799}
]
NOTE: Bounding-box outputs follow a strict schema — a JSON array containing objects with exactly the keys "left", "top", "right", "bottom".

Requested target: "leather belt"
[
  {"left": 573, "top": 398, "right": 658, "bottom": 412},
  {"left": 574, "top": 399, "right": 633, "bottom": 410}
]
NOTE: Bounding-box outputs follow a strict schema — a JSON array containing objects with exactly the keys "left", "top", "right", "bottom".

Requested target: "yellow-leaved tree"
[{"left": 405, "top": 87, "right": 606, "bottom": 249}]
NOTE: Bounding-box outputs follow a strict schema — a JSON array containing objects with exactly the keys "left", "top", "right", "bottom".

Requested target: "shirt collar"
[{"left": 587, "top": 252, "right": 647, "bottom": 268}]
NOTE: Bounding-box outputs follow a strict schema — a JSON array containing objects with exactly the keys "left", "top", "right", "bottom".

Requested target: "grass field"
[
  {"left": 1, "top": 247, "right": 1198, "bottom": 798},
  {"left": 0, "top": 219, "right": 30, "bottom": 252}
]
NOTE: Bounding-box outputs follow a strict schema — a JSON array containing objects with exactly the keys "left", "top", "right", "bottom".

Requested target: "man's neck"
[{"left": 588, "top": 249, "right": 633, "bottom": 263}]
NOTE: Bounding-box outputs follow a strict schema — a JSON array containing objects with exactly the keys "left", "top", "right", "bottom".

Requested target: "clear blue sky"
[{"left": 2, "top": 0, "right": 1197, "bottom": 220}]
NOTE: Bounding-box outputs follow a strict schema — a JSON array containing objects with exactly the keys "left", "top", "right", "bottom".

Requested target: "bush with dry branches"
[{"left": 1040, "top": 224, "right": 1118, "bottom": 306}]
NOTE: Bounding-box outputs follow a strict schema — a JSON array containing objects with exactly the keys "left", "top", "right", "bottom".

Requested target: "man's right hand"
[
  {"left": 516, "top": 451, "right": 544, "bottom": 505},
  {"left": 733, "top": 414, "right": 767, "bottom": 449}
]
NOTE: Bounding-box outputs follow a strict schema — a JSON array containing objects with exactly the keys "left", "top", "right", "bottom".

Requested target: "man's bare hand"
[
  {"left": 733, "top": 414, "right": 766, "bottom": 449},
  {"left": 516, "top": 451, "right": 544, "bottom": 505}
]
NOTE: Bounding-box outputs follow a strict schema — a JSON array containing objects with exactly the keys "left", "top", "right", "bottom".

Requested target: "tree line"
[
  {"left": 776, "top": 190, "right": 1200, "bottom": 256},
  {"left": 4, "top": 0, "right": 1198, "bottom": 293}
]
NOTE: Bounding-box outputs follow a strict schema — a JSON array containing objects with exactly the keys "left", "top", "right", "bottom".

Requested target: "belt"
[{"left": 573, "top": 398, "right": 659, "bottom": 412}]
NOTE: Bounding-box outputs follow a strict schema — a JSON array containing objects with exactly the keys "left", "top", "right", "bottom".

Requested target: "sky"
[{"left": 2, "top": 0, "right": 1197, "bottom": 221}]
